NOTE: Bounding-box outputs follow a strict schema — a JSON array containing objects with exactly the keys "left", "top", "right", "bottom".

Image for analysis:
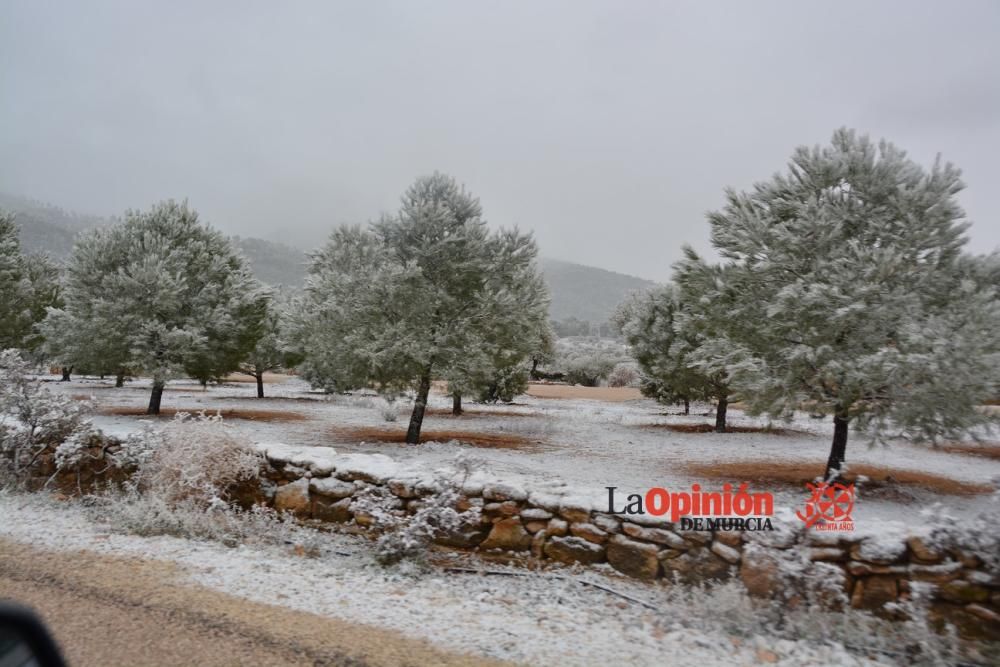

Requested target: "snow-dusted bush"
[
  {"left": 88, "top": 485, "right": 325, "bottom": 555},
  {"left": 354, "top": 455, "right": 484, "bottom": 566},
  {"left": 552, "top": 337, "right": 628, "bottom": 386},
  {"left": 119, "top": 412, "right": 264, "bottom": 508},
  {"left": 606, "top": 362, "right": 640, "bottom": 388},
  {"left": 0, "top": 349, "right": 97, "bottom": 487},
  {"left": 476, "top": 365, "right": 529, "bottom": 403}
]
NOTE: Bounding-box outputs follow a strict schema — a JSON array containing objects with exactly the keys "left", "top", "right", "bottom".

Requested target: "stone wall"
[{"left": 258, "top": 444, "right": 1000, "bottom": 641}]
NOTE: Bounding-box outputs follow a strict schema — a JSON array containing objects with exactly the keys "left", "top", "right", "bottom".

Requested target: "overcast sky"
[{"left": 1, "top": 1, "right": 998, "bottom": 281}]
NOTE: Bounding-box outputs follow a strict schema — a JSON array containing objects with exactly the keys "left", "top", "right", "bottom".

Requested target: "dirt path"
[{"left": 0, "top": 539, "right": 507, "bottom": 667}]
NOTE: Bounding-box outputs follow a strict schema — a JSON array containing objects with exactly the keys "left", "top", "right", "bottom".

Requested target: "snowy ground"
[
  {"left": 0, "top": 492, "right": 890, "bottom": 666},
  {"left": 57, "top": 373, "right": 1000, "bottom": 532}
]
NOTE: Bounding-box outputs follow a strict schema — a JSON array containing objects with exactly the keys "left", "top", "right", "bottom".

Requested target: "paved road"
[{"left": 0, "top": 539, "right": 505, "bottom": 667}]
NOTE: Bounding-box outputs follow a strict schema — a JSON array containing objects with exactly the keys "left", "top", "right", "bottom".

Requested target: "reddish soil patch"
[
  {"left": 329, "top": 426, "right": 544, "bottom": 450},
  {"left": 642, "top": 423, "right": 803, "bottom": 436},
  {"left": 936, "top": 442, "right": 1000, "bottom": 461},
  {"left": 99, "top": 407, "right": 308, "bottom": 422},
  {"left": 685, "top": 460, "right": 992, "bottom": 496},
  {"left": 219, "top": 372, "right": 295, "bottom": 384}
]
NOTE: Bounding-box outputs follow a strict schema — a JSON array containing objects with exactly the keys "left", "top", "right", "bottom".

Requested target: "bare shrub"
[
  {"left": 607, "top": 362, "right": 639, "bottom": 388},
  {"left": 118, "top": 412, "right": 263, "bottom": 507}
]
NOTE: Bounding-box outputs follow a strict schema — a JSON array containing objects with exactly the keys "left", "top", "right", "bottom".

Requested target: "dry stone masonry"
[{"left": 255, "top": 443, "right": 1000, "bottom": 641}]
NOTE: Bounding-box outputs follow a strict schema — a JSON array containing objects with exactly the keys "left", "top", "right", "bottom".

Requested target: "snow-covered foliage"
[
  {"left": 237, "top": 297, "right": 301, "bottom": 397},
  {"left": 118, "top": 412, "right": 264, "bottom": 508},
  {"left": 606, "top": 362, "right": 640, "bottom": 388},
  {"left": 294, "top": 173, "right": 550, "bottom": 441},
  {"left": 353, "top": 455, "right": 484, "bottom": 565},
  {"left": 0, "top": 212, "right": 61, "bottom": 353},
  {"left": 41, "top": 201, "right": 270, "bottom": 411},
  {"left": 0, "top": 349, "right": 96, "bottom": 486},
  {"left": 675, "top": 129, "right": 1000, "bottom": 473},
  {"left": 552, "top": 337, "right": 628, "bottom": 385},
  {"left": 614, "top": 284, "right": 731, "bottom": 420}
]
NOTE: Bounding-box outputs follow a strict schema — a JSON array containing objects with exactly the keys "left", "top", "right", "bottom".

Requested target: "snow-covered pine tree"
[
  {"left": 42, "top": 201, "right": 269, "bottom": 414},
  {"left": 237, "top": 297, "right": 300, "bottom": 398},
  {"left": 0, "top": 211, "right": 62, "bottom": 353},
  {"left": 296, "top": 173, "right": 550, "bottom": 442},
  {"left": 446, "top": 228, "right": 551, "bottom": 413},
  {"left": 613, "top": 283, "right": 732, "bottom": 428},
  {"left": 680, "top": 129, "right": 1000, "bottom": 478}
]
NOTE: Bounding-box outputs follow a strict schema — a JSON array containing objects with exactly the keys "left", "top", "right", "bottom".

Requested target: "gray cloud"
[{"left": 1, "top": 0, "right": 998, "bottom": 281}]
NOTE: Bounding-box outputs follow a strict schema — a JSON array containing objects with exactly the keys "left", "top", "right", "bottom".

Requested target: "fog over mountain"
[
  {"left": 3, "top": 192, "right": 652, "bottom": 326},
  {"left": 2, "top": 1, "right": 999, "bottom": 282}
]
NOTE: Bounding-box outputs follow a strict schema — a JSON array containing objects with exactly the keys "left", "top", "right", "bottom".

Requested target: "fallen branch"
[{"left": 442, "top": 565, "right": 660, "bottom": 611}]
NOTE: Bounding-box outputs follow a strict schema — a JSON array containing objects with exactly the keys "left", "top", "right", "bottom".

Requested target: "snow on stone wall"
[{"left": 257, "top": 443, "right": 1000, "bottom": 640}]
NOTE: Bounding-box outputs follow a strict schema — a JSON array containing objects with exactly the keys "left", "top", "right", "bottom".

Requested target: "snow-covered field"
[{"left": 60, "top": 373, "right": 1000, "bottom": 532}]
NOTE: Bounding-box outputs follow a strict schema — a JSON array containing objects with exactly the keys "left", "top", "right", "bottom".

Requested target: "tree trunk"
[
  {"left": 256, "top": 371, "right": 264, "bottom": 399},
  {"left": 406, "top": 369, "right": 432, "bottom": 444},
  {"left": 115, "top": 369, "right": 125, "bottom": 388},
  {"left": 825, "top": 410, "right": 850, "bottom": 482},
  {"left": 147, "top": 379, "right": 165, "bottom": 415},
  {"left": 530, "top": 358, "right": 539, "bottom": 380},
  {"left": 60, "top": 366, "right": 72, "bottom": 382},
  {"left": 714, "top": 396, "right": 728, "bottom": 433},
  {"left": 452, "top": 392, "right": 462, "bottom": 415},
  {"left": 683, "top": 398, "right": 690, "bottom": 415}
]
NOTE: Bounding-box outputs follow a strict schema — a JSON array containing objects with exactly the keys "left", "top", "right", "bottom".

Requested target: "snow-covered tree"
[
  {"left": 614, "top": 284, "right": 732, "bottom": 427},
  {"left": 296, "top": 173, "right": 550, "bottom": 442},
  {"left": 681, "top": 129, "right": 1000, "bottom": 478},
  {"left": 0, "top": 212, "right": 62, "bottom": 353},
  {"left": 42, "top": 201, "right": 269, "bottom": 414},
  {"left": 237, "top": 298, "right": 300, "bottom": 398}
]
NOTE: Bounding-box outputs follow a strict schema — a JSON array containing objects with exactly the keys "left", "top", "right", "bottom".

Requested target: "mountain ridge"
[{"left": 2, "top": 194, "right": 658, "bottom": 325}]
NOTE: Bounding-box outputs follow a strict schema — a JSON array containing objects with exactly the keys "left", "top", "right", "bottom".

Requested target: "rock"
[
  {"left": 558, "top": 503, "right": 591, "bottom": 524},
  {"left": 480, "top": 517, "right": 532, "bottom": 551},
  {"left": 387, "top": 479, "right": 418, "bottom": 499},
  {"left": 967, "top": 603, "right": 1000, "bottom": 625},
  {"left": 658, "top": 548, "right": 684, "bottom": 562},
  {"left": 622, "top": 523, "right": 687, "bottom": 549},
  {"left": 850, "top": 576, "right": 898, "bottom": 610},
  {"left": 531, "top": 530, "right": 547, "bottom": 559},
  {"left": 520, "top": 508, "right": 553, "bottom": 521},
  {"left": 433, "top": 523, "right": 490, "bottom": 549},
  {"left": 851, "top": 538, "right": 906, "bottom": 565},
  {"left": 483, "top": 501, "right": 520, "bottom": 519},
  {"left": 274, "top": 478, "right": 311, "bottom": 518},
  {"left": 483, "top": 483, "right": 527, "bottom": 502},
  {"left": 681, "top": 530, "right": 711, "bottom": 546},
  {"left": 740, "top": 546, "right": 782, "bottom": 598},
  {"left": 663, "top": 548, "right": 731, "bottom": 583},
  {"left": 570, "top": 522, "right": 608, "bottom": 545},
  {"left": 546, "top": 518, "right": 569, "bottom": 537},
  {"left": 607, "top": 535, "right": 661, "bottom": 580},
  {"left": 308, "top": 477, "right": 355, "bottom": 500},
  {"left": 847, "top": 562, "right": 903, "bottom": 577},
  {"left": 714, "top": 531, "right": 743, "bottom": 548},
  {"left": 906, "top": 536, "right": 942, "bottom": 563},
  {"left": 591, "top": 513, "right": 621, "bottom": 534},
  {"left": 311, "top": 496, "right": 353, "bottom": 523},
  {"left": 525, "top": 521, "right": 548, "bottom": 534},
  {"left": 809, "top": 547, "right": 847, "bottom": 562},
  {"left": 527, "top": 492, "right": 563, "bottom": 512},
  {"left": 937, "top": 581, "right": 990, "bottom": 604},
  {"left": 545, "top": 536, "right": 606, "bottom": 565},
  {"left": 455, "top": 495, "right": 482, "bottom": 512},
  {"left": 711, "top": 541, "right": 741, "bottom": 564}
]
